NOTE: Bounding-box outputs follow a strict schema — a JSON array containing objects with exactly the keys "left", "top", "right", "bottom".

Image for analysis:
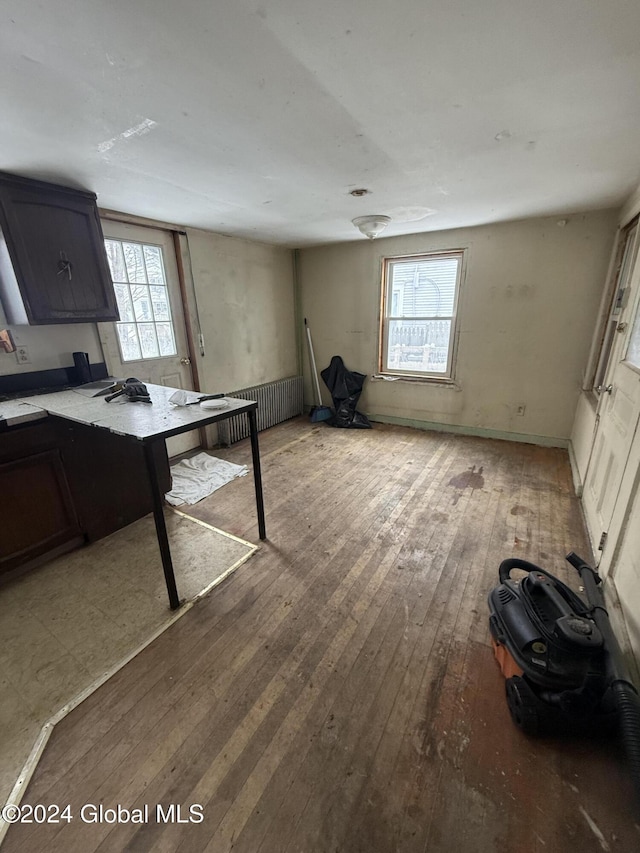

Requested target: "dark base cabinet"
[
  {"left": 0, "top": 443, "right": 83, "bottom": 574},
  {"left": 0, "top": 418, "right": 170, "bottom": 579}
]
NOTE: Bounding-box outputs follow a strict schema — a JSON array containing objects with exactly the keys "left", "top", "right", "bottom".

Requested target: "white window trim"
[{"left": 378, "top": 249, "right": 466, "bottom": 382}]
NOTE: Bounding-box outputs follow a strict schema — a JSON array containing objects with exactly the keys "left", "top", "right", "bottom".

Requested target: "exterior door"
[
  {"left": 582, "top": 222, "right": 640, "bottom": 573},
  {"left": 608, "top": 445, "right": 640, "bottom": 661},
  {"left": 98, "top": 220, "right": 199, "bottom": 458}
]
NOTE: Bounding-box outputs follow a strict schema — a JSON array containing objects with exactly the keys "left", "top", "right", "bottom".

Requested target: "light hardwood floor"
[{"left": 3, "top": 418, "right": 637, "bottom": 852}]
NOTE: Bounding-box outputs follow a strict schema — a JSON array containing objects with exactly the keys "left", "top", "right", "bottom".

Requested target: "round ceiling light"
[{"left": 352, "top": 215, "right": 391, "bottom": 239}]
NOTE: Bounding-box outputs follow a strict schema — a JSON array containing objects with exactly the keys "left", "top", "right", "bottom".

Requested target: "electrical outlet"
[
  {"left": 15, "top": 346, "right": 31, "bottom": 364},
  {"left": 516, "top": 404, "right": 526, "bottom": 416}
]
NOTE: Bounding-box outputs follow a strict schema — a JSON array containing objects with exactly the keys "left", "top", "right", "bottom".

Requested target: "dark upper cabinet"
[{"left": 0, "top": 172, "right": 119, "bottom": 324}]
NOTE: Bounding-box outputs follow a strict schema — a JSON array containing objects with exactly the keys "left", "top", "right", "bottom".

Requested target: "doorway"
[
  {"left": 98, "top": 220, "right": 200, "bottom": 458},
  {"left": 582, "top": 217, "right": 640, "bottom": 576}
]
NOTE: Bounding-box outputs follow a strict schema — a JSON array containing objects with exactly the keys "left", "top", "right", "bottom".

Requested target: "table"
[{"left": 19, "top": 385, "right": 266, "bottom": 609}]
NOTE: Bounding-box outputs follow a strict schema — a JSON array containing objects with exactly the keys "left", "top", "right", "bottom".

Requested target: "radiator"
[{"left": 217, "top": 375, "right": 304, "bottom": 445}]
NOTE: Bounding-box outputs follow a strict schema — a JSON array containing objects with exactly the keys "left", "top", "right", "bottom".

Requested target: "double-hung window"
[{"left": 380, "top": 250, "right": 464, "bottom": 379}]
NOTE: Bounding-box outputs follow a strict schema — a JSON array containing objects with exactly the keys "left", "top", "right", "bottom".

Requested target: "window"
[
  {"left": 104, "top": 239, "right": 177, "bottom": 362},
  {"left": 380, "top": 251, "right": 464, "bottom": 379}
]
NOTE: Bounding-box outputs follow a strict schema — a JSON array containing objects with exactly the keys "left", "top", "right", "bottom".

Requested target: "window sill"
[{"left": 371, "top": 373, "right": 461, "bottom": 390}]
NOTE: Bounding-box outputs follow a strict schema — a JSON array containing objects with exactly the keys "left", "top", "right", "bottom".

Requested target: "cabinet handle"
[{"left": 57, "top": 251, "right": 73, "bottom": 281}]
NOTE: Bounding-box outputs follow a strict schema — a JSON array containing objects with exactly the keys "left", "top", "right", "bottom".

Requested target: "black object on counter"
[
  {"left": 73, "top": 351, "right": 92, "bottom": 385},
  {"left": 105, "top": 378, "right": 152, "bottom": 404},
  {"left": 320, "top": 355, "right": 371, "bottom": 429},
  {"left": 185, "top": 393, "right": 225, "bottom": 406}
]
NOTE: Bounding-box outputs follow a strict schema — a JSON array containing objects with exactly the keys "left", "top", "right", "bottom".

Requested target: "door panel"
[
  {"left": 609, "top": 438, "right": 640, "bottom": 664},
  {"left": 98, "top": 221, "right": 199, "bottom": 458}
]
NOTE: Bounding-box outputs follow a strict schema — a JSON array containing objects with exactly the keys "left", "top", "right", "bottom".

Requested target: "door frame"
[
  {"left": 98, "top": 214, "right": 206, "bottom": 456},
  {"left": 582, "top": 218, "right": 640, "bottom": 575}
]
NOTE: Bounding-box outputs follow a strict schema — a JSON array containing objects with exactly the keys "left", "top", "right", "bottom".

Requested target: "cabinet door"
[
  {"left": 0, "top": 174, "right": 119, "bottom": 324},
  {"left": 0, "top": 449, "right": 83, "bottom": 575}
]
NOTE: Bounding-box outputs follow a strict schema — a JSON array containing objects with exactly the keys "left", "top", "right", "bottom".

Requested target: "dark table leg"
[
  {"left": 143, "top": 440, "right": 181, "bottom": 610},
  {"left": 247, "top": 408, "right": 267, "bottom": 540}
]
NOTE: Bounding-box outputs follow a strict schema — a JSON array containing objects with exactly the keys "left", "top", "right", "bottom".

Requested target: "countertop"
[
  {"left": 0, "top": 398, "right": 47, "bottom": 427},
  {"left": 0, "top": 385, "right": 256, "bottom": 439}
]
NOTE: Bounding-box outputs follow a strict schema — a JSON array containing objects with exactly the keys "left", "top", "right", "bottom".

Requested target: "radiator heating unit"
[{"left": 218, "top": 375, "right": 304, "bottom": 445}]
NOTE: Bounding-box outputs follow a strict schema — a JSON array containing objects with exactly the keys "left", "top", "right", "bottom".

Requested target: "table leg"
[
  {"left": 247, "top": 408, "right": 267, "bottom": 540},
  {"left": 143, "top": 440, "right": 181, "bottom": 610}
]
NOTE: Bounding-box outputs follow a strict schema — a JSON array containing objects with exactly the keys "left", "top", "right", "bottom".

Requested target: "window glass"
[
  {"left": 626, "top": 297, "right": 640, "bottom": 370},
  {"left": 104, "top": 238, "right": 177, "bottom": 362},
  {"left": 380, "top": 252, "right": 463, "bottom": 379}
]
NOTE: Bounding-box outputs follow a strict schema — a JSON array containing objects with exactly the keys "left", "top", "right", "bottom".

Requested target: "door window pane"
[
  {"left": 122, "top": 242, "right": 147, "bottom": 283},
  {"left": 113, "top": 283, "right": 134, "bottom": 321},
  {"left": 156, "top": 322, "right": 176, "bottom": 356},
  {"left": 105, "top": 240, "right": 127, "bottom": 283},
  {"left": 626, "top": 299, "right": 640, "bottom": 369},
  {"left": 143, "top": 246, "right": 165, "bottom": 284},
  {"left": 116, "top": 324, "right": 142, "bottom": 361},
  {"left": 138, "top": 323, "right": 160, "bottom": 358},
  {"left": 131, "top": 284, "right": 153, "bottom": 322},
  {"left": 150, "top": 285, "right": 170, "bottom": 320}
]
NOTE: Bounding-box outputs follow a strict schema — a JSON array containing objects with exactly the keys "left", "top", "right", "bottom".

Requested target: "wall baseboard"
[
  {"left": 604, "top": 578, "right": 640, "bottom": 684},
  {"left": 567, "top": 440, "right": 584, "bottom": 497},
  {"left": 366, "top": 412, "right": 569, "bottom": 449}
]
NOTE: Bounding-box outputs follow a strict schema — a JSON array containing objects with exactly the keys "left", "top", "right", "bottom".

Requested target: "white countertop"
[
  {"left": 0, "top": 398, "right": 47, "bottom": 427},
  {"left": 0, "top": 384, "right": 256, "bottom": 440}
]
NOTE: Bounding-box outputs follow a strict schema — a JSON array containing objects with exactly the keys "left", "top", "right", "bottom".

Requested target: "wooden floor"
[{"left": 4, "top": 418, "right": 637, "bottom": 852}]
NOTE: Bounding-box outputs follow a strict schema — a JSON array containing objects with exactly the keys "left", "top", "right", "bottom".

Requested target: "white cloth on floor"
[{"left": 165, "top": 452, "right": 249, "bottom": 506}]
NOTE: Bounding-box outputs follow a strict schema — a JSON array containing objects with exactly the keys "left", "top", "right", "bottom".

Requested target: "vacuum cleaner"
[{"left": 488, "top": 553, "right": 640, "bottom": 806}]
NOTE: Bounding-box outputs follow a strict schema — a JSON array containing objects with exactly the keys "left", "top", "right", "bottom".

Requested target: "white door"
[
  {"left": 608, "top": 449, "right": 640, "bottom": 661},
  {"left": 583, "top": 221, "right": 640, "bottom": 573},
  {"left": 98, "top": 220, "right": 200, "bottom": 458}
]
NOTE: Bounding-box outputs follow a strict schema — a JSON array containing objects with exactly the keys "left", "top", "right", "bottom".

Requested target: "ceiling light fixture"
[{"left": 352, "top": 215, "right": 391, "bottom": 240}]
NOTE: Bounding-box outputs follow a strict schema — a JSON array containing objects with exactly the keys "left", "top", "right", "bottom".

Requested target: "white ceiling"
[{"left": 2, "top": 0, "right": 640, "bottom": 246}]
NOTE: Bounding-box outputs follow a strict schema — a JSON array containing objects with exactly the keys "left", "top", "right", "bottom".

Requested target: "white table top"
[{"left": 1, "top": 384, "right": 256, "bottom": 441}]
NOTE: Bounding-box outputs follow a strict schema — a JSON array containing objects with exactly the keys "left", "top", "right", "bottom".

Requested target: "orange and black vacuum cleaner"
[{"left": 488, "top": 553, "right": 640, "bottom": 811}]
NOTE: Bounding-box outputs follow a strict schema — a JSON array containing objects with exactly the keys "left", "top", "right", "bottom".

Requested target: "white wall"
[
  {"left": 0, "top": 323, "right": 104, "bottom": 377},
  {"left": 570, "top": 392, "right": 598, "bottom": 489},
  {"left": 0, "top": 225, "right": 297, "bottom": 394},
  {"left": 184, "top": 228, "right": 297, "bottom": 394},
  {"left": 299, "top": 211, "right": 617, "bottom": 443}
]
